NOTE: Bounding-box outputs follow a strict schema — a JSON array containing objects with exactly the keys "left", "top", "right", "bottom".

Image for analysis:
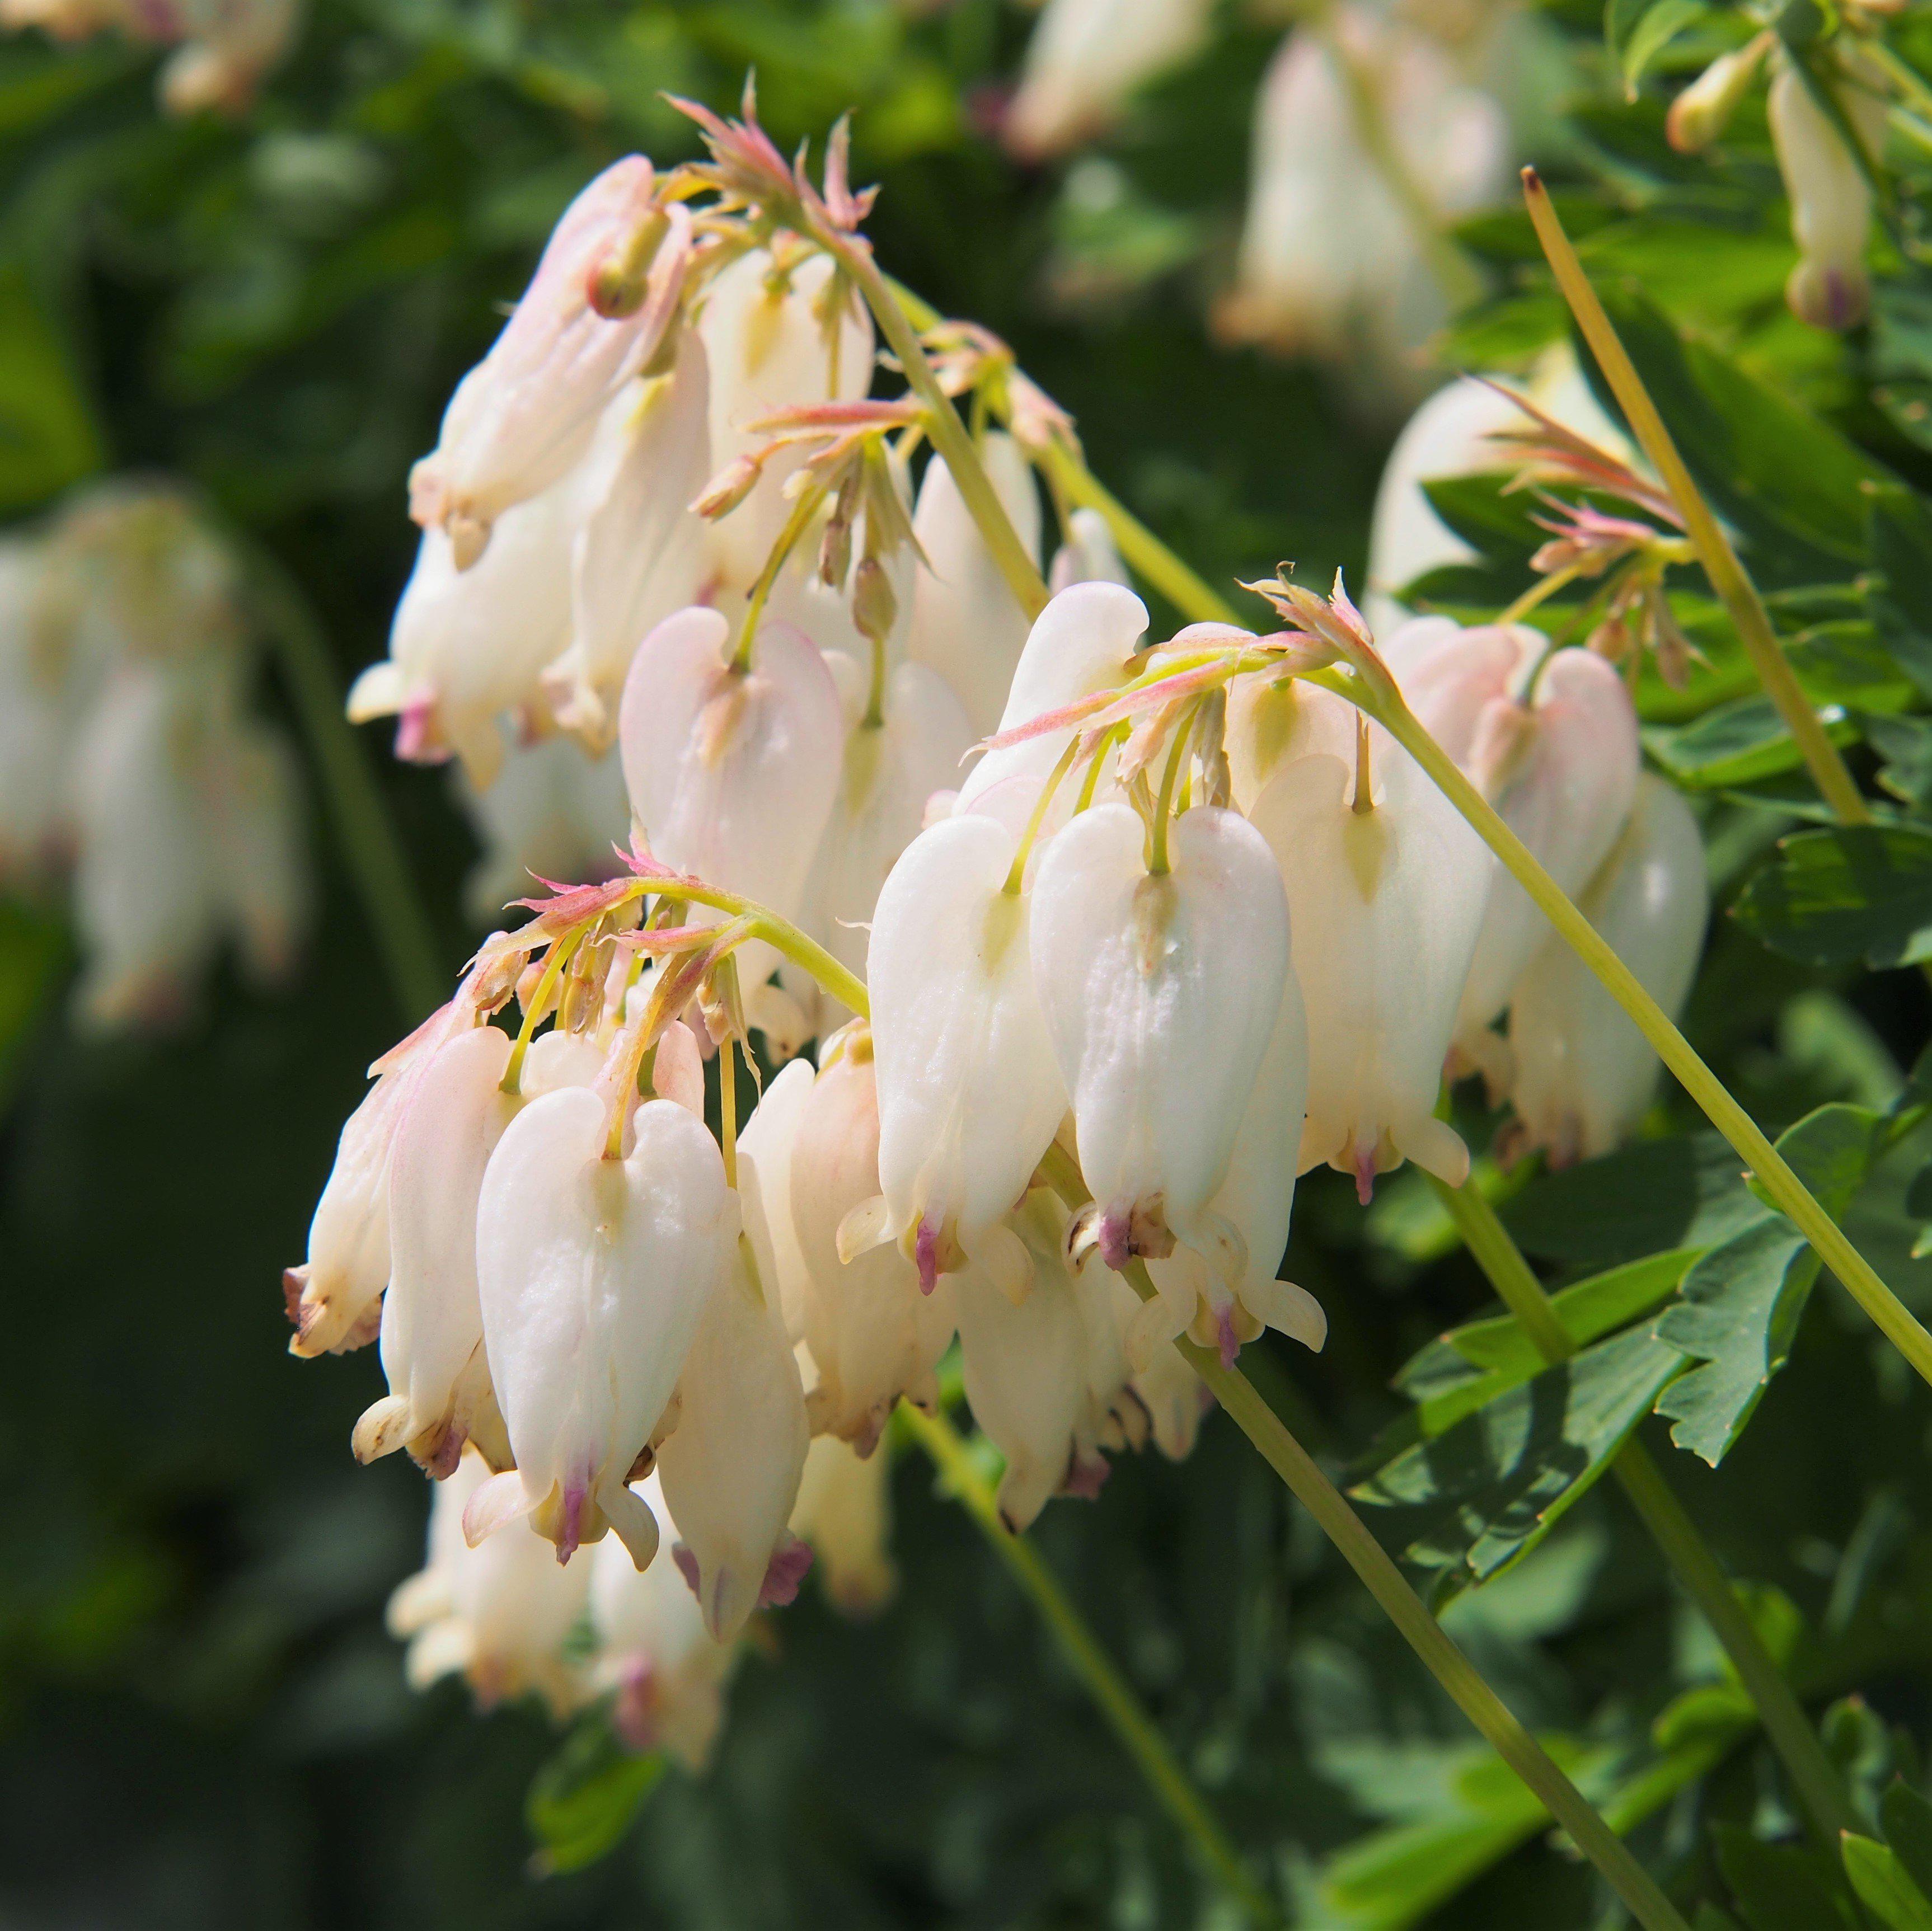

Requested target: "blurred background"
[{"left": 4, "top": 1, "right": 1932, "bottom": 1926}]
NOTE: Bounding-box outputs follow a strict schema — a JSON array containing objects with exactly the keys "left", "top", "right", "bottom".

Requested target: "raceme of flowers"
[
  {"left": 0, "top": 477, "right": 309, "bottom": 1030},
  {"left": 289, "top": 111, "right": 1707, "bottom": 1756}
]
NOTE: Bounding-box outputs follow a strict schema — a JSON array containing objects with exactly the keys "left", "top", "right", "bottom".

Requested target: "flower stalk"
[{"left": 899, "top": 1402, "right": 1278, "bottom": 1927}]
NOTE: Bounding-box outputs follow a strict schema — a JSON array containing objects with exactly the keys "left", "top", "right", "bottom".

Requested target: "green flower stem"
[
  {"left": 899, "top": 1402, "right": 1277, "bottom": 1927},
  {"left": 247, "top": 549, "right": 446, "bottom": 1022},
  {"left": 1425, "top": 1172, "right": 1858, "bottom": 1844},
  {"left": 1519, "top": 168, "right": 1870, "bottom": 829},
  {"left": 1138, "top": 1287, "right": 1693, "bottom": 1931},
  {"left": 818, "top": 237, "right": 1050, "bottom": 621},
  {"left": 1364, "top": 680, "right": 1932, "bottom": 1391}
]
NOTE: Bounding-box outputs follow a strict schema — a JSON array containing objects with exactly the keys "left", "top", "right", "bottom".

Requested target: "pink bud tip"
[
  {"left": 671, "top": 1540, "right": 702, "bottom": 1598},
  {"left": 1354, "top": 1147, "right": 1376, "bottom": 1209},
  {"left": 757, "top": 1534, "right": 815, "bottom": 1609},
  {"left": 915, "top": 1220, "right": 940, "bottom": 1296},
  {"left": 1098, "top": 1208, "right": 1132, "bottom": 1273},
  {"left": 1218, "top": 1306, "right": 1240, "bottom": 1370},
  {"left": 556, "top": 1482, "right": 586, "bottom": 1564}
]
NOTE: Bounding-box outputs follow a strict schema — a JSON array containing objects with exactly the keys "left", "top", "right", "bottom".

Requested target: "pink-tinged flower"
[
  {"left": 869, "top": 814, "right": 1068, "bottom": 1297},
  {"left": 655, "top": 1237, "right": 810, "bottom": 1643},
  {"left": 1003, "top": 0, "right": 1214, "bottom": 159},
  {"left": 1136, "top": 957, "right": 1324, "bottom": 1366},
  {"left": 588, "top": 1472, "right": 738, "bottom": 1769},
  {"left": 1214, "top": 11, "right": 1509, "bottom": 387},
  {"left": 1030, "top": 802, "right": 1290, "bottom": 1281},
  {"left": 906, "top": 431, "right": 1044, "bottom": 737},
  {"left": 782, "top": 1036, "right": 958, "bottom": 1454},
  {"left": 1396, "top": 623, "right": 1640, "bottom": 1074},
  {"left": 467, "top": 1089, "right": 736, "bottom": 1567},
  {"left": 388, "top": 1444, "right": 590, "bottom": 1718},
  {"left": 954, "top": 579, "right": 1148, "bottom": 816},
  {"left": 1248, "top": 710, "right": 1490, "bottom": 1196},
  {"left": 1767, "top": 52, "right": 1888, "bottom": 331},
  {"left": 409, "top": 161, "right": 688, "bottom": 567},
  {"left": 787, "top": 1432, "right": 897, "bottom": 1615},
  {"left": 544, "top": 336, "right": 714, "bottom": 750},
  {"left": 1504, "top": 774, "right": 1708, "bottom": 1166},
  {"left": 1048, "top": 506, "right": 1130, "bottom": 596},
  {"left": 353, "top": 1026, "right": 602, "bottom": 1478},
  {"left": 697, "top": 247, "right": 875, "bottom": 593},
  {"left": 1225, "top": 671, "right": 1357, "bottom": 814},
  {"left": 617, "top": 605, "right": 845, "bottom": 1003}
]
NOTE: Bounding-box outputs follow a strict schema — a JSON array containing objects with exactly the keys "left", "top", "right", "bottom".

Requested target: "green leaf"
[
  {"left": 1616, "top": 0, "right": 1710, "bottom": 91},
  {"left": 0, "top": 897, "right": 63, "bottom": 1116},
  {"left": 1715, "top": 1825, "right": 1863, "bottom": 1931},
  {"left": 1353, "top": 1326, "right": 1687, "bottom": 1586},
  {"left": 0, "top": 262, "right": 102, "bottom": 512},
  {"left": 1646, "top": 696, "right": 1859, "bottom": 790},
  {"left": 1842, "top": 1835, "right": 1932, "bottom": 1931},
  {"left": 1587, "top": 288, "right": 1892, "bottom": 585},
  {"left": 1882, "top": 1782, "right": 1932, "bottom": 1903},
  {"left": 1654, "top": 1106, "right": 1881, "bottom": 1465},
  {"left": 1733, "top": 825, "right": 1932, "bottom": 969},
  {"left": 1867, "top": 486, "right": 1932, "bottom": 703},
  {"left": 526, "top": 1718, "right": 665, "bottom": 1876},
  {"left": 1871, "top": 278, "right": 1932, "bottom": 456}
]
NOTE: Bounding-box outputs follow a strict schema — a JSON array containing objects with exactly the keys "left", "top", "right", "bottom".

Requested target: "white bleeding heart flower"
[
  {"left": 409, "top": 161, "right": 689, "bottom": 567},
  {"left": 955, "top": 580, "right": 1147, "bottom": 816},
  {"left": 1003, "top": 0, "right": 1214, "bottom": 159},
  {"left": 1048, "top": 506, "right": 1131, "bottom": 596},
  {"left": 284, "top": 995, "right": 476, "bottom": 1358},
  {"left": 156, "top": 0, "right": 299, "bottom": 113},
  {"left": 655, "top": 1236, "right": 811, "bottom": 1644},
  {"left": 617, "top": 605, "right": 843, "bottom": 994},
  {"left": 468, "top": 1088, "right": 736, "bottom": 1566},
  {"left": 200, "top": 708, "right": 310, "bottom": 990},
  {"left": 737, "top": 1056, "right": 818, "bottom": 1345},
  {"left": 1030, "top": 802, "right": 1289, "bottom": 1282},
  {"left": 1395, "top": 624, "right": 1640, "bottom": 1070},
  {"left": 1249, "top": 712, "right": 1489, "bottom": 1196},
  {"left": 349, "top": 476, "right": 578, "bottom": 790},
  {"left": 907, "top": 431, "right": 1044, "bottom": 737},
  {"left": 799, "top": 659, "right": 974, "bottom": 1013},
  {"left": 544, "top": 337, "right": 713, "bottom": 750},
  {"left": 589, "top": 1471, "right": 738, "bottom": 1769},
  {"left": 354, "top": 1026, "right": 604, "bottom": 1478},
  {"left": 785, "top": 1033, "right": 958, "bottom": 1454},
  {"left": 1225, "top": 670, "right": 1357, "bottom": 814},
  {"left": 1506, "top": 773, "right": 1708, "bottom": 1166},
  {"left": 1136, "top": 957, "right": 1324, "bottom": 1368},
  {"left": 788, "top": 1431, "right": 897, "bottom": 1615},
  {"left": 1363, "top": 356, "right": 1631, "bottom": 638},
  {"left": 1216, "top": 11, "right": 1508, "bottom": 387},
  {"left": 455, "top": 726, "right": 630, "bottom": 925},
  {"left": 1126, "top": 1321, "right": 1208, "bottom": 1461},
  {"left": 1768, "top": 52, "right": 1888, "bottom": 332},
  {"left": 388, "top": 1444, "right": 591, "bottom": 1718},
  {"left": 869, "top": 813, "right": 1068, "bottom": 1295},
  {"left": 698, "top": 247, "right": 875, "bottom": 590}
]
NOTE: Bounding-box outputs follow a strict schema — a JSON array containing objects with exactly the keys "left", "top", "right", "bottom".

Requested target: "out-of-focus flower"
[
  {"left": 589, "top": 1472, "right": 738, "bottom": 1768},
  {"left": 1215, "top": 7, "right": 1509, "bottom": 386},
  {"left": 1003, "top": 0, "right": 1214, "bottom": 159},
  {"left": 1767, "top": 50, "right": 1888, "bottom": 331},
  {"left": 1502, "top": 773, "right": 1708, "bottom": 1165},
  {"left": 456, "top": 728, "right": 629, "bottom": 925},
  {"left": 1, "top": 0, "right": 303, "bottom": 112},
  {"left": 1049, "top": 506, "right": 1131, "bottom": 595},
  {"left": 788, "top": 1432, "right": 897, "bottom": 1614},
  {"left": 388, "top": 1444, "right": 591, "bottom": 1717}
]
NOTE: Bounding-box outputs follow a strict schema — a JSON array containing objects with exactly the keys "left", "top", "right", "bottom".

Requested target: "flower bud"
[
  {"left": 409, "top": 163, "right": 688, "bottom": 565},
  {"left": 655, "top": 1238, "right": 811, "bottom": 1643},
  {"left": 1249, "top": 717, "right": 1490, "bottom": 1196},
  {"left": 788, "top": 1432, "right": 897, "bottom": 1615},
  {"left": 469, "top": 1088, "right": 737, "bottom": 1566},
  {"left": 907, "top": 431, "right": 1044, "bottom": 737},
  {"left": 870, "top": 814, "right": 1069, "bottom": 1294},
  {"left": 1030, "top": 802, "right": 1290, "bottom": 1280},
  {"left": 589, "top": 1471, "right": 737, "bottom": 1768},
  {"left": 1667, "top": 44, "right": 1764, "bottom": 153},
  {"left": 1768, "top": 56, "right": 1886, "bottom": 331},
  {"left": 388, "top": 1445, "right": 591, "bottom": 1717},
  {"left": 1505, "top": 774, "right": 1708, "bottom": 1166}
]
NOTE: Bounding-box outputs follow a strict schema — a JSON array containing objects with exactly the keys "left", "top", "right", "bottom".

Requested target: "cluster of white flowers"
[
  {"left": 0, "top": 0, "right": 299, "bottom": 112},
  {"left": 290, "top": 110, "right": 1706, "bottom": 1759},
  {"left": 1003, "top": 0, "right": 1523, "bottom": 388},
  {"left": 0, "top": 478, "right": 308, "bottom": 1029}
]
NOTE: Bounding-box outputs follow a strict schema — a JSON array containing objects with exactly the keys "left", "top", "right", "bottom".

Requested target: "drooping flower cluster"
[
  {"left": 0, "top": 0, "right": 299, "bottom": 113},
  {"left": 298, "top": 97, "right": 1709, "bottom": 1765},
  {"left": 0, "top": 477, "right": 308, "bottom": 1029}
]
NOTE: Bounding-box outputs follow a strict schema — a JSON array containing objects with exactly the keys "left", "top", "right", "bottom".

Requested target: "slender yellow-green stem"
[
  {"left": 734, "top": 482, "right": 828, "bottom": 671},
  {"left": 1361, "top": 679, "right": 1932, "bottom": 1389},
  {"left": 247, "top": 551, "right": 446, "bottom": 1021},
  {"left": 1425, "top": 1173, "right": 1858, "bottom": 1843},
  {"left": 900, "top": 1402, "right": 1278, "bottom": 1927},
  {"left": 501, "top": 927, "right": 582, "bottom": 1094},
  {"left": 818, "top": 239, "right": 1050, "bottom": 621},
  {"left": 1519, "top": 169, "right": 1870, "bottom": 828}
]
